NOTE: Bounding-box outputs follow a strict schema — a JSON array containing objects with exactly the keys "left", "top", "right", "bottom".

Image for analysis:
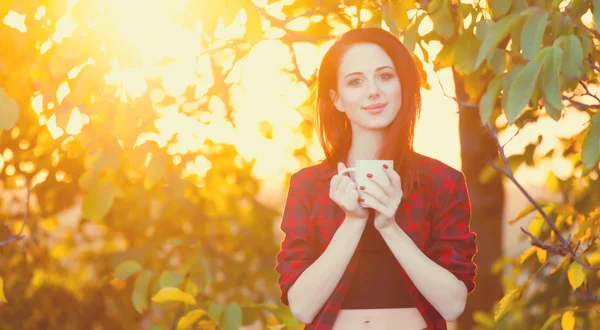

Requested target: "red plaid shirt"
[{"left": 275, "top": 153, "right": 478, "bottom": 329}]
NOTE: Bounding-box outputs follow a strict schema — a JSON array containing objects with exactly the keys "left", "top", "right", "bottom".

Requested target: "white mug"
[{"left": 338, "top": 159, "right": 394, "bottom": 203}]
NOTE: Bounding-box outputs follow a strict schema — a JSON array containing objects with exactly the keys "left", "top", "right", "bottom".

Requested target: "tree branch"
[{"left": 485, "top": 123, "right": 600, "bottom": 271}]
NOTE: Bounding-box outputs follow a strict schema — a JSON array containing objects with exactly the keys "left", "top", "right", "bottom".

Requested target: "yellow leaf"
[
  {"left": 0, "top": 88, "right": 19, "bottom": 130},
  {"left": 561, "top": 310, "right": 575, "bottom": 330},
  {"left": 144, "top": 151, "right": 167, "bottom": 190},
  {"left": 196, "top": 319, "right": 218, "bottom": 330},
  {"left": 528, "top": 216, "right": 545, "bottom": 237},
  {"left": 536, "top": 247, "right": 547, "bottom": 264},
  {"left": 177, "top": 308, "right": 206, "bottom": 330},
  {"left": 244, "top": 4, "right": 262, "bottom": 45},
  {"left": 151, "top": 287, "right": 197, "bottom": 305},
  {"left": 0, "top": 276, "right": 7, "bottom": 303},
  {"left": 494, "top": 283, "right": 527, "bottom": 321},
  {"left": 268, "top": 326, "right": 285, "bottom": 330},
  {"left": 515, "top": 246, "right": 537, "bottom": 264},
  {"left": 540, "top": 314, "right": 561, "bottom": 330},
  {"left": 567, "top": 262, "right": 586, "bottom": 290}
]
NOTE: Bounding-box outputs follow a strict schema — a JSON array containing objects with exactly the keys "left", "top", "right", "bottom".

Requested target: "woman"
[{"left": 275, "top": 27, "right": 478, "bottom": 330}]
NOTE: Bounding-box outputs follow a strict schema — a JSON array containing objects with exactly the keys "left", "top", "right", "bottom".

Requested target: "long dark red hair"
[{"left": 315, "top": 27, "right": 423, "bottom": 196}]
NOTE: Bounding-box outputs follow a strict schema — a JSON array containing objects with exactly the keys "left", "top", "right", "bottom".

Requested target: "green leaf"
[
  {"left": 430, "top": 2, "right": 454, "bottom": 40},
  {"left": 222, "top": 303, "right": 243, "bottom": 330},
  {"left": 381, "top": 3, "right": 399, "bottom": 37},
  {"left": 454, "top": 31, "right": 480, "bottom": 74},
  {"left": 540, "top": 314, "right": 562, "bottom": 330},
  {"left": 489, "top": 49, "right": 507, "bottom": 75},
  {"left": 177, "top": 309, "right": 206, "bottom": 330},
  {"left": 475, "top": 14, "right": 525, "bottom": 70},
  {"left": 81, "top": 180, "right": 123, "bottom": 221},
  {"left": 475, "top": 19, "right": 492, "bottom": 41},
  {"left": 595, "top": 0, "right": 600, "bottom": 32},
  {"left": 521, "top": 9, "right": 549, "bottom": 60},
  {"left": 433, "top": 40, "right": 454, "bottom": 71},
  {"left": 402, "top": 13, "right": 426, "bottom": 53},
  {"left": 145, "top": 151, "right": 167, "bottom": 190},
  {"left": 271, "top": 306, "right": 301, "bottom": 326},
  {"left": 0, "top": 88, "right": 19, "bottom": 130},
  {"left": 541, "top": 46, "right": 563, "bottom": 119},
  {"left": 488, "top": 0, "right": 513, "bottom": 18},
  {"left": 506, "top": 60, "right": 543, "bottom": 124},
  {"left": 208, "top": 303, "right": 225, "bottom": 323},
  {"left": 159, "top": 271, "right": 184, "bottom": 288},
  {"left": 554, "top": 35, "right": 583, "bottom": 81},
  {"left": 132, "top": 271, "right": 153, "bottom": 313},
  {"left": 479, "top": 73, "right": 505, "bottom": 125},
  {"left": 501, "top": 64, "right": 524, "bottom": 112},
  {"left": 582, "top": 114, "right": 600, "bottom": 170},
  {"left": 114, "top": 260, "right": 143, "bottom": 280}
]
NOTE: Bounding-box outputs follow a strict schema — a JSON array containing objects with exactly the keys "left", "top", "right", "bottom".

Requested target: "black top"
[{"left": 341, "top": 212, "right": 415, "bottom": 309}]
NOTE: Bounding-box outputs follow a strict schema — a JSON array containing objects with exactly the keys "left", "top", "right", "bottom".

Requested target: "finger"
[
  {"left": 343, "top": 182, "right": 358, "bottom": 208},
  {"left": 330, "top": 174, "right": 342, "bottom": 193},
  {"left": 359, "top": 184, "right": 389, "bottom": 206},
  {"left": 359, "top": 196, "right": 386, "bottom": 215},
  {"left": 344, "top": 181, "right": 356, "bottom": 196},
  {"left": 337, "top": 176, "right": 352, "bottom": 194},
  {"left": 337, "top": 162, "right": 348, "bottom": 176},
  {"left": 366, "top": 172, "right": 394, "bottom": 197},
  {"left": 383, "top": 164, "right": 402, "bottom": 195}
]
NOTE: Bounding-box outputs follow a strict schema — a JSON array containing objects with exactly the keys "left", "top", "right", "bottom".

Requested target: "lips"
[{"left": 362, "top": 103, "right": 387, "bottom": 114}]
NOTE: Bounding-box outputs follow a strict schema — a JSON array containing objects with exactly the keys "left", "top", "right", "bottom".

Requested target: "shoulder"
[
  {"left": 413, "top": 152, "right": 466, "bottom": 188},
  {"left": 289, "top": 161, "right": 333, "bottom": 189}
]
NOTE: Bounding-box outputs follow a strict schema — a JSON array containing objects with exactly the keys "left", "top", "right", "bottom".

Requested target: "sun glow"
[{"left": 5, "top": 0, "right": 583, "bottom": 200}]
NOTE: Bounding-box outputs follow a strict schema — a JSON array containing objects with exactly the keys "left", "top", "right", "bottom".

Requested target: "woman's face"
[{"left": 330, "top": 42, "right": 402, "bottom": 132}]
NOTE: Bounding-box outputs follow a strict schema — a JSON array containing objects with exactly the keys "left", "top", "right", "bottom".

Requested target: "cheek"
[{"left": 339, "top": 87, "right": 365, "bottom": 107}]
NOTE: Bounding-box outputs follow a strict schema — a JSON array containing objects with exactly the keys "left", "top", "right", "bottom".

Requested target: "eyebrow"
[{"left": 344, "top": 66, "right": 394, "bottom": 80}]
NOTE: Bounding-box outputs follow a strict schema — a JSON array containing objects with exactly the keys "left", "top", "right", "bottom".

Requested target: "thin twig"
[
  {"left": 486, "top": 123, "right": 600, "bottom": 271},
  {"left": 562, "top": 95, "right": 600, "bottom": 110},
  {"left": 578, "top": 80, "right": 600, "bottom": 106},
  {"left": 501, "top": 118, "right": 534, "bottom": 149},
  {"left": 573, "top": 288, "right": 600, "bottom": 303},
  {"left": 436, "top": 74, "right": 478, "bottom": 109}
]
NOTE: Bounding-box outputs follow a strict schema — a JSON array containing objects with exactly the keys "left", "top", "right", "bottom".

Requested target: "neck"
[{"left": 346, "top": 126, "right": 386, "bottom": 167}]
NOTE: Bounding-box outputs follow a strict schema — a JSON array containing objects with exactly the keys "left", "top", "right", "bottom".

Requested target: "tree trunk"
[{"left": 453, "top": 70, "right": 505, "bottom": 330}]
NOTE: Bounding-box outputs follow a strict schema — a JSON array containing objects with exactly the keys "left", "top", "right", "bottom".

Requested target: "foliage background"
[{"left": 1, "top": 0, "right": 600, "bottom": 329}]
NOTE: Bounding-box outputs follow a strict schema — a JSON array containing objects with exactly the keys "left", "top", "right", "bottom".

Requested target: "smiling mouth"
[{"left": 362, "top": 103, "right": 387, "bottom": 114}]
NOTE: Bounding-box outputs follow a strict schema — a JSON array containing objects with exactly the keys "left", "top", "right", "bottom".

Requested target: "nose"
[{"left": 367, "top": 80, "right": 380, "bottom": 99}]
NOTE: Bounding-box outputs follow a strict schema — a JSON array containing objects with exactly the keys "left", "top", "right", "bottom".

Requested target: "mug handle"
[{"left": 338, "top": 167, "right": 356, "bottom": 175}]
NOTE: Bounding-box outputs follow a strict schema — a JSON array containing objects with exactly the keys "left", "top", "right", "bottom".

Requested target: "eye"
[
  {"left": 347, "top": 78, "right": 363, "bottom": 86},
  {"left": 380, "top": 73, "right": 395, "bottom": 80}
]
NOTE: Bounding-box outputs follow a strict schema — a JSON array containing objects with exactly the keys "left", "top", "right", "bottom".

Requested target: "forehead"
[{"left": 338, "top": 42, "right": 395, "bottom": 75}]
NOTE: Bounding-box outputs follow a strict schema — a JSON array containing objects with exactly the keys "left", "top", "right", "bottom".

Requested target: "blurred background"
[{"left": 1, "top": 0, "right": 599, "bottom": 329}]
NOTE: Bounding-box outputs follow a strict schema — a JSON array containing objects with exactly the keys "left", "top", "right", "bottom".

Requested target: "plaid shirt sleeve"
[
  {"left": 425, "top": 171, "right": 478, "bottom": 294},
  {"left": 275, "top": 172, "right": 319, "bottom": 306}
]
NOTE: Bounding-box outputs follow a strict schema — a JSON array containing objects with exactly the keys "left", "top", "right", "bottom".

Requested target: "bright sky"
[{"left": 2, "top": 0, "right": 590, "bottom": 208}]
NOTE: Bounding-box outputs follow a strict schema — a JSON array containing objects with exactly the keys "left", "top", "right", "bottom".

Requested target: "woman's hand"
[
  {"left": 358, "top": 164, "right": 403, "bottom": 230},
  {"left": 329, "top": 162, "right": 369, "bottom": 221}
]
